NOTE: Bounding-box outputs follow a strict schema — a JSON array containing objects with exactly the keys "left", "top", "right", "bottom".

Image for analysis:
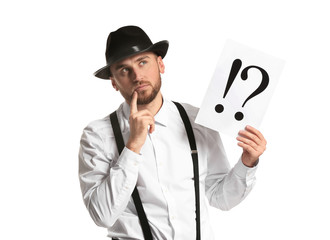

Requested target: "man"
[{"left": 79, "top": 25, "right": 267, "bottom": 240}]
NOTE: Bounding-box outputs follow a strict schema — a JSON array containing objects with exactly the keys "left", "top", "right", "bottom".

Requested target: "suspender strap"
[
  {"left": 109, "top": 102, "right": 200, "bottom": 240},
  {"left": 110, "top": 112, "right": 153, "bottom": 240},
  {"left": 172, "top": 101, "right": 201, "bottom": 240},
  {"left": 110, "top": 112, "right": 125, "bottom": 153}
]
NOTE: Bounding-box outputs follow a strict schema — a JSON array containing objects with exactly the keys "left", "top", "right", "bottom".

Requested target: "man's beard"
[{"left": 134, "top": 78, "right": 162, "bottom": 105}]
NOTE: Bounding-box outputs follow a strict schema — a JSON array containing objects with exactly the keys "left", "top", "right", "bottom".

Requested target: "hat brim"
[{"left": 94, "top": 40, "right": 169, "bottom": 80}]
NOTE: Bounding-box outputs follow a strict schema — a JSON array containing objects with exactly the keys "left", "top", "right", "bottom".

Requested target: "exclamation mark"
[{"left": 215, "top": 59, "right": 242, "bottom": 113}]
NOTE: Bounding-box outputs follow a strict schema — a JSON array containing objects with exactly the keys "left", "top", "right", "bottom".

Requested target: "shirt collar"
[{"left": 122, "top": 97, "right": 169, "bottom": 127}]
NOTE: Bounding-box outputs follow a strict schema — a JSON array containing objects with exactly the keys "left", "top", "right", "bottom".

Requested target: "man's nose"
[{"left": 132, "top": 67, "right": 143, "bottom": 82}]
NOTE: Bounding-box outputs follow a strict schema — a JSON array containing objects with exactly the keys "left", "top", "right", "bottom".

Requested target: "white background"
[{"left": 1, "top": 0, "right": 329, "bottom": 239}]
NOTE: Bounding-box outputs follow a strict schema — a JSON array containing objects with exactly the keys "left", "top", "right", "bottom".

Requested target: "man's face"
[{"left": 110, "top": 52, "right": 165, "bottom": 105}]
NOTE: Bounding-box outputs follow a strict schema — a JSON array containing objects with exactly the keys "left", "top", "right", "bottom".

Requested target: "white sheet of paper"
[{"left": 195, "top": 40, "right": 285, "bottom": 136}]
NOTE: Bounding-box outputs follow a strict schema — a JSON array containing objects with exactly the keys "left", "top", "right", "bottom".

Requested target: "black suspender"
[
  {"left": 110, "top": 111, "right": 153, "bottom": 240},
  {"left": 109, "top": 102, "right": 201, "bottom": 240},
  {"left": 172, "top": 102, "right": 201, "bottom": 240}
]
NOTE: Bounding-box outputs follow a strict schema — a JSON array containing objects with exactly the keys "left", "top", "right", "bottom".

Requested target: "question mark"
[
  {"left": 215, "top": 59, "right": 270, "bottom": 121},
  {"left": 235, "top": 65, "right": 269, "bottom": 120}
]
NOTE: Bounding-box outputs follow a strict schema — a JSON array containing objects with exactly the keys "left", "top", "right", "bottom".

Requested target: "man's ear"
[
  {"left": 110, "top": 77, "right": 118, "bottom": 91},
  {"left": 157, "top": 56, "right": 165, "bottom": 74}
]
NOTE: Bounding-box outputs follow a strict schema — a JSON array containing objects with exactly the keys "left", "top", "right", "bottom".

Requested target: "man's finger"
[
  {"left": 238, "top": 129, "right": 261, "bottom": 145},
  {"left": 245, "top": 125, "right": 265, "bottom": 142},
  {"left": 149, "top": 121, "right": 155, "bottom": 134},
  {"left": 130, "top": 91, "right": 138, "bottom": 115}
]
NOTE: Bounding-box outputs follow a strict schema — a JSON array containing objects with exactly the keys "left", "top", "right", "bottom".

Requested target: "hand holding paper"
[{"left": 237, "top": 125, "right": 267, "bottom": 167}]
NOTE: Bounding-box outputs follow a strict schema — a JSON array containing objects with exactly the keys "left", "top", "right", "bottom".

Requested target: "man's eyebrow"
[
  {"left": 113, "top": 56, "right": 151, "bottom": 71},
  {"left": 114, "top": 64, "right": 128, "bottom": 71},
  {"left": 135, "top": 55, "right": 150, "bottom": 62}
]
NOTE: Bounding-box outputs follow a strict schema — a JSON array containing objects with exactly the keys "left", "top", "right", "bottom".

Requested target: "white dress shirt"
[{"left": 79, "top": 98, "right": 258, "bottom": 240}]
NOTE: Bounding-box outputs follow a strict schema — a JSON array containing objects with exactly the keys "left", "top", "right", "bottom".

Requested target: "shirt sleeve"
[
  {"left": 78, "top": 125, "right": 141, "bottom": 228},
  {"left": 204, "top": 129, "right": 258, "bottom": 211}
]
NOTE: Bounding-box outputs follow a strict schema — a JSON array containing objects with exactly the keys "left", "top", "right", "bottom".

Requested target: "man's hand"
[
  {"left": 236, "top": 125, "right": 267, "bottom": 167},
  {"left": 126, "top": 91, "right": 155, "bottom": 154}
]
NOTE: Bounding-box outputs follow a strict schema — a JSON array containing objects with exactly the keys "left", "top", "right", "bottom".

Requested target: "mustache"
[
  {"left": 130, "top": 81, "right": 152, "bottom": 97},
  {"left": 133, "top": 81, "right": 151, "bottom": 91},
  {"left": 135, "top": 81, "right": 151, "bottom": 86}
]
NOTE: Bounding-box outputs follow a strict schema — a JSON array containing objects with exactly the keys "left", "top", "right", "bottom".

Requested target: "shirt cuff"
[
  {"left": 115, "top": 147, "right": 143, "bottom": 174},
  {"left": 233, "top": 157, "right": 258, "bottom": 179}
]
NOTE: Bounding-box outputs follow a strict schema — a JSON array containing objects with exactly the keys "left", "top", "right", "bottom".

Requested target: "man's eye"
[
  {"left": 139, "top": 61, "right": 147, "bottom": 66},
  {"left": 122, "top": 68, "right": 129, "bottom": 73}
]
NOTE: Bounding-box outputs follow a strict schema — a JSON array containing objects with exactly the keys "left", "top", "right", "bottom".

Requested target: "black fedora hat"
[{"left": 94, "top": 26, "right": 169, "bottom": 79}]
